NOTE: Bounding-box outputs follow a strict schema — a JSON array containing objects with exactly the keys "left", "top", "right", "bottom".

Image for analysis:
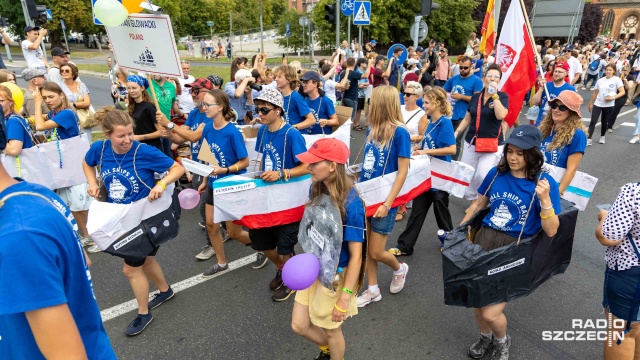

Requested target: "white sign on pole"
[{"left": 104, "top": 14, "right": 183, "bottom": 77}]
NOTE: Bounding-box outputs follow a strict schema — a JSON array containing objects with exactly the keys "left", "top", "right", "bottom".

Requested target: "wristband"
[
  {"left": 383, "top": 204, "right": 391, "bottom": 211},
  {"left": 540, "top": 209, "right": 555, "bottom": 220},
  {"left": 226, "top": 167, "right": 230, "bottom": 174},
  {"left": 157, "top": 181, "right": 167, "bottom": 190},
  {"left": 540, "top": 203, "right": 553, "bottom": 210},
  {"left": 342, "top": 287, "right": 353, "bottom": 295},
  {"left": 334, "top": 303, "right": 348, "bottom": 313},
  {"left": 234, "top": 164, "right": 239, "bottom": 173}
]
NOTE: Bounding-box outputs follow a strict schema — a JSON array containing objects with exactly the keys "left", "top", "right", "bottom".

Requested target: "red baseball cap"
[
  {"left": 555, "top": 62, "right": 570, "bottom": 73},
  {"left": 296, "top": 138, "right": 350, "bottom": 165},
  {"left": 185, "top": 78, "right": 213, "bottom": 90}
]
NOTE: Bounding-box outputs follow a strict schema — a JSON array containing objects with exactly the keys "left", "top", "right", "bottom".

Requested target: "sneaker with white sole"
[
  {"left": 356, "top": 288, "right": 382, "bottom": 307},
  {"left": 599, "top": 136, "right": 605, "bottom": 144},
  {"left": 390, "top": 263, "right": 409, "bottom": 294},
  {"left": 587, "top": 139, "right": 593, "bottom": 146},
  {"left": 124, "top": 313, "right": 153, "bottom": 336},
  {"left": 148, "top": 287, "right": 175, "bottom": 309},
  {"left": 608, "top": 128, "right": 613, "bottom": 133},
  {"left": 491, "top": 336, "right": 512, "bottom": 360},
  {"left": 220, "top": 227, "right": 231, "bottom": 242},
  {"left": 252, "top": 252, "right": 268, "bottom": 269},
  {"left": 630, "top": 136, "right": 640, "bottom": 144},
  {"left": 202, "top": 263, "right": 229, "bottom": 277},
  {"left": 81, "top": 237, "right": 95, "bottom": 247},
  {"left": 590, "top": 87, "right": 595, "bottom": 91},
  {"left": 195, "top": 245, "right": 215, "bottom": 260},
  {"left": 198, "top": 221, "right": 206, "bottom": 229},
  {"left": 87, "top": 244, "right": 102, "bottom": 253},
  {"left": 581, "top": 86, "right": 586, "bottom": 90}
]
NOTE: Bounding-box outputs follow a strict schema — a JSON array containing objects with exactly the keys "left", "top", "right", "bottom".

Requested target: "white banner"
[
  {"left": 105, "top": 14, "right": 183, "bottom": 77},
  {"left": 431, "top": 159, "right": 475, "bottom": 198},
  {"left": 543, "top": 163, "right": 598, "bottom": 211}
]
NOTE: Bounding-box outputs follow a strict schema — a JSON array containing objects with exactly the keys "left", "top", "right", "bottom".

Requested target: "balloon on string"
[
  {"left": 94, "top": 0, "right": 129, "bottom": 27},
  {"left": 178, "top": 188, "right": 200, "bottom": 210},
  {"left": 122, "top": 0, "right": 144, "bottom": 13},
  {"left": 282, "top": 253, "right": 320, "bottom": 290},
  {"left": 1, "top": 82, "right": 24, "bottom": 113}
]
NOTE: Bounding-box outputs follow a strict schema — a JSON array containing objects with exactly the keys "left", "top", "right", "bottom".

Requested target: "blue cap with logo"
[{"left": 504, "top": 124, "right": 542, "bottom": 150}]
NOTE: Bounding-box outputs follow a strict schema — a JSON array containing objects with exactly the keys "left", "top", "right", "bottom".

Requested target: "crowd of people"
[{"left": 1, "top": 27, "right": 640, "bottom": 360}]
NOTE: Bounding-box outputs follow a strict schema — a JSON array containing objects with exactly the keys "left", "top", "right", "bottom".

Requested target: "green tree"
[
  {"left": 424, "top": 0, "right": 478, "bottom": 48},
  {"left": 174, "top": 0, "right": 216, "bottom": 37},
  {"left": 274, "top": 9, "right": 310, "bottom": 52}
]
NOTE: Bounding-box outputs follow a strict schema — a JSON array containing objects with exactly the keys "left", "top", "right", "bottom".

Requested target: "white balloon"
[{"left": 94, "top": 0, "right": 129, "bottom": 27}]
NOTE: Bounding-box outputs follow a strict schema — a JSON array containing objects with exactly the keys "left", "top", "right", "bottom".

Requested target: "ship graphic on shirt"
[
  {"left": 490, "top": 201, "right": 512, "bottom": 228},
  {"left": 264, "top": 155, "right": 274, "bottom": 171},
  {"left": 109, "top": 178, "right": 127, "bottom": 201},
  {"left": 363, "top": 148, "right": 375, "bottom": 172}
]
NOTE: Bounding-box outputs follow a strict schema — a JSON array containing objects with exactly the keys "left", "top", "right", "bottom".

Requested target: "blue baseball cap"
[{"left": 505, "top": 125, "right": 542, "bottom": 150}]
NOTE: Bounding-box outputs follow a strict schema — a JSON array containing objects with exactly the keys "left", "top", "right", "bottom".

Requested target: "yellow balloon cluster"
[{"left": 0, "top": 82, "right": 24, "bottom": 113}]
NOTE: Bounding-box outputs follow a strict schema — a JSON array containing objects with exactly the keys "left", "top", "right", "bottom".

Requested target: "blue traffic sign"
[
  {"left": 92, "top": 0, "right": 123, "bottom": 25},
  {"left": 285, "top": 22, "right": 290, "bottom": 37},
  {"left": 353, "top": 1, "right": 371, "bottom": 25},
  {"left": 341, "top": 0, "right": 355, "bottom": 16},
  {"left": 45, "top": 9, "right": 53, "bottom": 21},
  {"left": 387, "top": 44, "right": 407, "bottom": 67}
]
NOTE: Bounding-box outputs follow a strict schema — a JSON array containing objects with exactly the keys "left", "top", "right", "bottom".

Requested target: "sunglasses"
[
  {"left": 459, "top": 66, "right": 470, "bottom": 70},
  {"left": 191, "top": 88, "right": 200, "bottom": 96},
  {"left": 549, "top": 102, "right": 569, "bottom": 111},
  {"left": 61, "top": 69, "right": 72, "bottom": 74},
  {"left": 255, "top": 106, "right": 275, "bottom": 115},
  {"left": 402, "top": 91, "right": 417, "bottom": 97}
]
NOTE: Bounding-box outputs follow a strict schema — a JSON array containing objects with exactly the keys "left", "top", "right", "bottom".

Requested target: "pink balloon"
[
  {"left": 178, "top": 188, "right": 200, "bottom": 210},
  {"left": 282, "top": 253, "right": 320, "bottom": 290}
]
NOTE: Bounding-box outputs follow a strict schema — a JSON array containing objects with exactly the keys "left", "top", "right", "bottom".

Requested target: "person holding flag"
[{"left": 531, "top": 61, "right": 576, "bottom": 127}]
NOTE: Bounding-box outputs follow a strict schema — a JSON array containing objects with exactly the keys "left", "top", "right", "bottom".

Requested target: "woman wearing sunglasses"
[
  {"left": 539, "top": 91, "right": 587, "bottom": 195},
  {"left": 58, "top": 63, "right": 93, "bottom": 140},
  {"left": 126, "top": 75, "right": 164, "bottom": 152}
]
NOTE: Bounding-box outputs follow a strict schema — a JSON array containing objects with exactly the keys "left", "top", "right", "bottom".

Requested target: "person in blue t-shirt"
[
  {"left": 531, "top": 61, "right": 576, "bottom": 127},
  {"left": 473, "top": 54, "right": 484, "bottom": 78},
  {"left": 356, "top": 86, "right": 411, "bottom": 308},
  {"left": 2, "top": 85, "right": 34, "bottom": 156},
  {"left": 33, "top": 82, "right": 94, "bottom": 248},
  {"left": 443, "top": 56, "right": 484, "bottom": 160},
  {"left": 83, "top": 107, "right": 185, "bottom": 336},
  {"left": 390, "top": 87, "right": 456, "bottom": 256},
  {"left": 460, "top": 124, "right": 561, "bottom": 359},
  {"left": 197, "top": 89, "right": 255, "bottom": 277},
  {"left": 300, "top": 71, "right": 339, "bottom": 135},
  {"left": 0, "top": 164, "right": 116, "bottom": 359},
  {"left": 538, "top": 91, "right": 587, "bottom": 194},
  {"left": 274, "top": 65, "right": 314, "bottom": 129},
  {"left": 385, "top": 46, "right": 403, "bottom": 90},
  {"left": 337, "top": 58, "right": 373, "bottom": 130},
  {"left": 251, "top": 88, "right": 309, "bottom": 302},
  {"left": 292, "top": 138, "right": 365, "bottom": 360}
]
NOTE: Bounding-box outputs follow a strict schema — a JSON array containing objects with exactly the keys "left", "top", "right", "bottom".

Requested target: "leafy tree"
[
  {"left": 274, "top": 9, "right": 310, "bottom": 52},
  {"left": 576, "top": 2, "right": 602, "bottom": 45},
  {"left": 424, "top": 0, "right": 479, "bottom": 48},
  {"left": 173, "top": 0, "right": 216, "bottom": 37}
]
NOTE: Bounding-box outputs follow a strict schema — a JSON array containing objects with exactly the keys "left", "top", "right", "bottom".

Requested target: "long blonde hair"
[
  {"left": 367, "top": 86, "right": 405, "bottom": 147},
  {"left": 424, "top": 87, "right": 452, "bottom": 117},
  {"left": 539, "top": 108, "right": 587, "bottom": 151},
  {"left": 309, "top": 162, "right": 355, "bottom": 218}
]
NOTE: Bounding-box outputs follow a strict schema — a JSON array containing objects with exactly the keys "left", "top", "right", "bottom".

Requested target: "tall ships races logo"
[{"left": 134, "top": 47, "right": 156, "bottom": 67}]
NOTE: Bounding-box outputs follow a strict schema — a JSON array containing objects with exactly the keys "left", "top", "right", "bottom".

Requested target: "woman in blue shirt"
[
  {"left": 389, "top": 87, "right": 455, "bottom": 256},
  {"left": 460, "top": 125, "right": 562, "bottom": 360},
  {"left": 83, "top": 107, "right": 184, "bottom": 337},
  {"left": 1, "top": 85, "right": 35, "bottom": 156},
  {"left": 292, "top": 138, "right": 365, "bottom": 360},
  {"left": 356, "top": 86, "right": 411, "bottom": 308},
  {"left": 538, "top": 90, "right": 587, "bottom": 195}
]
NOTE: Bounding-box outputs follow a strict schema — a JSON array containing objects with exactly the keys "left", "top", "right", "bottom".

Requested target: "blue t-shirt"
[
  {"left": 201, "top": 122, "right": 248, "bottom": 187},
  {"left": 421, "top": 116, "right": 456, "bottom": 162},
  {"left": 474, "top": 59, "right": 484, "bottom": 78},
  {"left": 305, "top": 95, "right": 336, "bottom": 135},
  {"left": 339, "top": 69, "right": 363, "bottom": 101},
  {"left": 184, "top": 109, "right": 210, "bottom": 160},
  {"left": 360, "top": 126, "right": 412, "bottom": 181},
  {"left": 0, "top": 181, "right": 116, "bottom": 360},
  {"left": 49, "top": 109, "right": 80, "bottom": 140},
  {"left": 338, "top": 188, "right": 366, "bottom": 268},
  {"left": 443, "top": 74, "right": 484, "bottom": 120},
  {"left": 540, "top": 129, "right": 587, "bottom": 168},
  {"left": 5, "top": 114, "right": 34, "bottom": 149},
  {"left": 255, "top": 123, "right": 307, "bottom": 171},
  {"left": 283, "top": 91, "right": 311, "bottom": 126},
  {"left": 388, "top": 58, "right": 400, "bottom": 88},
  {"left": 535, "top": 82, "right": 576, "bottom": 126},
  {"left": 477, "top": 167, "right": 562, "bottom": 238},
  {"left": 84, "top": 140, "right": 174, "bottom": 204}
]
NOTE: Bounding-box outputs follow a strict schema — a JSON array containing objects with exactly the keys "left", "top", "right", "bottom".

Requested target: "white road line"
[
  {"left": 100, "top": 253, "right": 257, "bottom": 322},
  {"left": 581, "top": 108, "right": 637, "bottom": 124}
]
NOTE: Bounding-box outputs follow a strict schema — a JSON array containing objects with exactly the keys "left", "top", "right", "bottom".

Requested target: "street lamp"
[{"left": 259, "top": 0, "right": 264, "bottom": 53}]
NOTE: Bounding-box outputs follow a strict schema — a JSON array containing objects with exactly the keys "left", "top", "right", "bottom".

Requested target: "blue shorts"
[
  {"left": 368, "top": 207, "right": 398, "bottom": 235},
  {"left": 602, "top": 265, "right": 640, "bottom": 322}
]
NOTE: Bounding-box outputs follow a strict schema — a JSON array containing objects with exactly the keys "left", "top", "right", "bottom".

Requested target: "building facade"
[{"left": 593, "top": 0, "right": 640, "bottom": 40}]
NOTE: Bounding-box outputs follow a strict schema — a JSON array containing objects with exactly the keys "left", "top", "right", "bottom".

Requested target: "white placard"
[
  {"left": 105, "top": 14, "right": 183, "bottom": 77},
  {"left": 182, "top": 158, "right": 214, "bottom": 177}
]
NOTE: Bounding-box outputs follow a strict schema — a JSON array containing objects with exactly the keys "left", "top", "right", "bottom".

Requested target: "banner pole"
[
  {"left": 518, "top": 0, "right": 550, "bottom": 102},
  {"left": 146, "top": 74, "right": 160, "bottom": 110}
]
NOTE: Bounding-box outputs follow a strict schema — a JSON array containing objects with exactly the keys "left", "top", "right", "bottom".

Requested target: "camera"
[{"left": 249, "top": 82, "right": 262, "bottom": 91}]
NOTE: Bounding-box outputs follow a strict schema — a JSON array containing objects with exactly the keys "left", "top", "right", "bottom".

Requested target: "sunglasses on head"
[
  {"left": 549, "top": 102, "right": 569, "bottom": 111},
  {"left": 255, "top": 106, "right": 275, "bottom": 115}
]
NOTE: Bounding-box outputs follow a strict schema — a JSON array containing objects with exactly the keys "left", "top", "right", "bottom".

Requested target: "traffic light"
[
  {"left": 420, "top": 0, "right": 439, "bottom": 16},
  {"left": 25, "top": 0, "right": 48, "bottom": 26},
  {"left": 325, "top": 4, "right": 336, "bottom": 25}
]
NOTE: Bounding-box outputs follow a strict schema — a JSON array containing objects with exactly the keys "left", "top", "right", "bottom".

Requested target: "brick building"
[
  {"left": 288, "top": 0, "right": 318, "bottom": 13},
  {"left": 592, "top": 0, "right": 640, "bottom": 40}
]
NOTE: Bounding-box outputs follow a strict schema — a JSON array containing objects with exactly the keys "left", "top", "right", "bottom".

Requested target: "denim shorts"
[
  {"left": 368, "top": 207, "right": 398, "bottom": 235},
  {"left": 602, "top": 265, "right": 640, "bottom": 322}
]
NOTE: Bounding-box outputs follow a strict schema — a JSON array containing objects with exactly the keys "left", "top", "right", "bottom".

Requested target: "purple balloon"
[
  {"left": 282, "top": 253, "right": 320, "bottom": 290},
  {"left": 178, "top": 188, "right": 200, "bottom": 210}
]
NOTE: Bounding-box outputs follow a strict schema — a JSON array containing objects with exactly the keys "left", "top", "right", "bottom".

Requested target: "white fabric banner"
[
  {"left": 543, "top": 163, "right": 598, "bottom": 211},
  {"left": 105, "top": 14, "right": 183, "bottom": 77},
  {"left": 431, "top": 158, "right": 475, "bottom": 198},
  {"left": 1, "top": 134, "right": 90, "bottom": 190}
]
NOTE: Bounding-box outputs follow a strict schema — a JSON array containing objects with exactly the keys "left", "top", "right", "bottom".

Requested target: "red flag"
[
  {"left": 479, "top": 0, "right": 496, "bottom": 57},
  {"left": 496, "top": 0, "right": 537, "bottom": 127}
]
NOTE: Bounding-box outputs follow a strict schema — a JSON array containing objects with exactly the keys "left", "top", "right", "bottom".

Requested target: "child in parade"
[
  {"left": 273, "top": 65, "right": 315, "bottom": 129},
  {"left": 300, "top": 71, "right": 340, "bottom": 135}
]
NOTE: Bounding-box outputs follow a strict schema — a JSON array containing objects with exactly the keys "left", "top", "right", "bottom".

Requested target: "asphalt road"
[{"left": 10, "top": 70, "right": 640, "bottom": 359}]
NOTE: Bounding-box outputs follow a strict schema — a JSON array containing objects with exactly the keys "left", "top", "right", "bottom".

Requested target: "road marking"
[{"left": 100, "top": 253, "right": 257, "bottom": 322}]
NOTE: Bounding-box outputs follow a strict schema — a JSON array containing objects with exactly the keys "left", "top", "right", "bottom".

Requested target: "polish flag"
[{"left": 496, "top": 0, "right": 537, "bottom": 127}]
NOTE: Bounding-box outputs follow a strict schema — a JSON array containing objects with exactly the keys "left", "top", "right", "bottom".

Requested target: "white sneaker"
[
  {"left": 87, "top": 244, "right": 102, "bottom": 253},
  {"left": 581, "top": 86, "right": 586, "bottom": 90},
  {"left": 195, "top": 245, "right": 215, "bottom": 260},
  {"left": 607, "top": 128, "right": 613, "bottom": 133},
  {"left": 630, "top": 136, "right": 639, "bottom": 144},
  {"left": 599, "top": 136, "right": 606, "bottom": 144},
  {"left": 390, "top": 263, "right": 409, "bottom": 294},
  {"left": 590, "top": 87, "right": 596, "bottom": 91},
  {"left": 81, "top": 237, "right": 95, "bottom": 247},
  {"left": 587, "top": 139, "right": 593, "bottom": 146},
  {"left": 356, "top": 288, "right": 382, "bottom": 307}
]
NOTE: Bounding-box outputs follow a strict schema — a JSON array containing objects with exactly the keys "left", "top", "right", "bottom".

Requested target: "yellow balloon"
[
  {"left": 0, "top": 82, "right": 24, "bottom": 113},
  {"left": 122, "top": 0, "right": 144, "bottom": 13}
]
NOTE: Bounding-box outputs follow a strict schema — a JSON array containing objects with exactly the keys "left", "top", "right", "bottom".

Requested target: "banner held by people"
[
  {"left": 543, "top": 164, "right": 598, "bottom": 211},
  {"left": 431, "top": 158, "right": 475, "bottom": 199}
]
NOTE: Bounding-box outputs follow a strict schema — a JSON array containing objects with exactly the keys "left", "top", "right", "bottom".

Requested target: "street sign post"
[
  {"left": 341, "top": 0, "right": 355, "bottom": 16},
  {"left": 353, "top": 1, "right": 370, "bottom": 25},
  {"left": 45, "top": 9, "right": 52, "bottom": 21},
  {"left": 410, "top": 18, "right": 428, "bottom": 46},
  {"left": 299, "top": 16, "right": 309, "bottom": 65},
  {"left": 60, "top": 19, "right": 70, "bottom": 53},
  {"left": 207, "top": 21, "right": 214, "bottom": 40},
  {"left": 286, "top": 22, "right": 290, "bottom": 53}
]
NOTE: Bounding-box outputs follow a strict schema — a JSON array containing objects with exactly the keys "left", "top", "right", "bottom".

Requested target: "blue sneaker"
[
  {"left": 125, "top": 313, "right": 153, "bottom": 336},
  {"left": 148, "top": 287, "right": 175, "bottom": 310}
]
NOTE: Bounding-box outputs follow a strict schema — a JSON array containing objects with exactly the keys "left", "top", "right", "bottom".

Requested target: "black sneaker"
[
  {"left": 220, "top": 226, "right": 231, "bottom": 243},
  {"left": 252, "top": 252, "right": 268, "bottom": 269},
  {"left": 314, "top": 349, "right": 331, "bottom": 360},
  {"left": 148, "top": 287, "right": 175, "bottom": 310},
  {"left": 269, "top": 270, "right": 283, "bottom": 290},
  {"left": 124, "top": 313, "right": 153, "bottom": 336},
  {"left": 491, "top": 336, "right": 511, "bottom": 360},
  {"left": 468, "top": 333, "right": 494, "bottom": 359},
  {"left": 202, "top": 263, "right": 229, "bottom": 278},
  {"left": 272, "top": 285, "right": 295, "bottom": 302},
  {"left": 198, "top": 221, "right": 205, "bottom": 229}
]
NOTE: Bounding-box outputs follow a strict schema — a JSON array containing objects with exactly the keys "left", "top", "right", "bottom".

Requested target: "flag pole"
[
  {"left": 518, "top": 0, "right": 550, "bottom": 102},
  {"left": 146, "top": 74, "right": 161, "bottom": 110}
]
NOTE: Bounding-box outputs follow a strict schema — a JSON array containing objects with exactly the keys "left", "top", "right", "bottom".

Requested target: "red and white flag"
[{"left": 496, "top": 0, "right": 537, "bottom": 127}]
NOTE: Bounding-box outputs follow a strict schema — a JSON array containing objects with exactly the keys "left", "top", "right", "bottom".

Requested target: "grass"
[
  {"left": 76, "top": 63, "right": 230, "bottom": 82},
  {"left": 76, "top": 64, "right": 110, "bottom": 73}
]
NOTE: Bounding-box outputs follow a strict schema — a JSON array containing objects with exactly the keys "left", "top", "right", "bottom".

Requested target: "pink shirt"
[{"left": 436, "top": 57, "right": 450, "bottom": 80}]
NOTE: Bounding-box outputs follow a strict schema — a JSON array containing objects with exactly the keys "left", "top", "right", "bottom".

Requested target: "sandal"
[
  {"left": 388, "top": 247, "right": 408, "bottom": 256},
  {"left": 395, "top": 211, "right": 406, "bottom": 222}
]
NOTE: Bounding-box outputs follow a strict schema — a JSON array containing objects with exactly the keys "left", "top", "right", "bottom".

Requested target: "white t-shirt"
[
  {"left": 594, "top": 76, "right": 624, "bottom": 108},
  {"left": 21, "top": 40, "right": 45, "bottom": 68},
  {"left": 567, "top": 57, "right": 582, "bottom": 82},
  {"left": 323, "top": 79, "right": 337, "bottom": 103},
  {"left": 401, "top": 105, "right": 425, "bottom": 145},
  {"left": 177, "top": 75, "right": 196, "bottom": 112},
  {"left": 615, "top": 59, "right": 629, "bottom": 74},
  {"left": 48, "top": 67, "right": 62, "bottom": 83}
]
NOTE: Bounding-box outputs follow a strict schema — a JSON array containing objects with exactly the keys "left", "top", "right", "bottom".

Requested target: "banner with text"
[{"left": 105, "top": 14, "right": 182, "bottom": 77}]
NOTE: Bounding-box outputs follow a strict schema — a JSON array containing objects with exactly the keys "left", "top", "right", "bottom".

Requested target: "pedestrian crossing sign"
[{"left": 353, "top": 1, "right": 371, "bottom": 25}]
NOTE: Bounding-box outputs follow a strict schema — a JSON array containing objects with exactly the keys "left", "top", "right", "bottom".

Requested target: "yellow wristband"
[
  {"left": 540, "top": 209, "right": 555, "bottom": 220},
  {"left": 234, "top": 164, "right": 239, "bottom": 173},
  {"left": 157, "top": 181, "right": 167, "bottom": 190},
  {"left": 334, "top": 303, "right": 348, "bottom": 313}
]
